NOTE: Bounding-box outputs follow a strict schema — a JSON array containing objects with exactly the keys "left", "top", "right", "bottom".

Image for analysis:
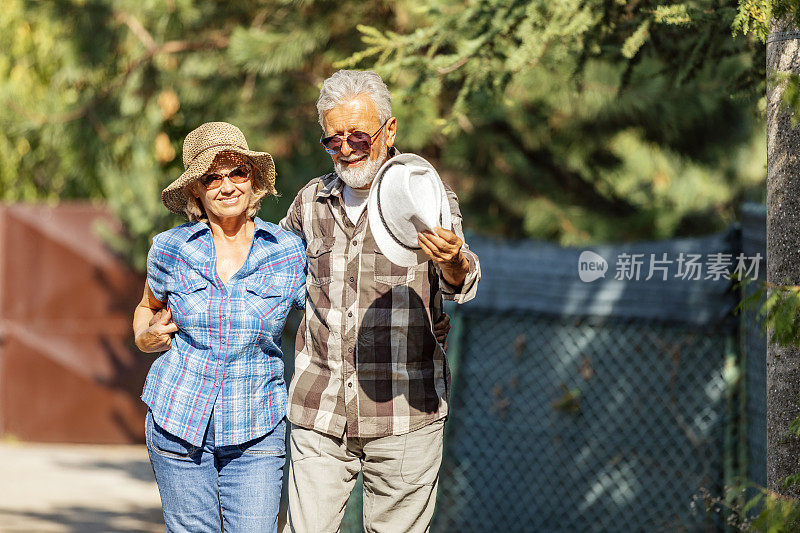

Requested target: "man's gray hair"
[{"left": 317, "top": 70, "right": 392, "bottom": 130}]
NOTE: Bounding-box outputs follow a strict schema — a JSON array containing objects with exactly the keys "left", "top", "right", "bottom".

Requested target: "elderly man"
[{"left": 280, "top": 70, "right": 480, "bottom": 532}]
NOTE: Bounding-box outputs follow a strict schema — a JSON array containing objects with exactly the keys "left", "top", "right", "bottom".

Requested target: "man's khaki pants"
[{"left": 286, "top": 419, "right": 445, "bottom": 533}]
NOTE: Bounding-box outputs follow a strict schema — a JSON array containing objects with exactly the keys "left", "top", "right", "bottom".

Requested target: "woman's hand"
[
  {"left": 433, "top": 312, "right": 451, "bottom": 352},
  {"left": 133, "top": 280, "right": 178, "bottom": 353},
  {"left": 136, "top": 307, "right": 179, "bottom": 353}
]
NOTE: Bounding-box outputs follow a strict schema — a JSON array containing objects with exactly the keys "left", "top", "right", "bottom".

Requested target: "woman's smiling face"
[{"left": 192, "top": 151, "right": 255, "bottom": 223}]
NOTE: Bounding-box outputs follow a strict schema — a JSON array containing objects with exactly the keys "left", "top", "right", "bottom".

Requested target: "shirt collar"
[
  {"left": 316, "top": 173, "right": 344, "bottom": 199},
  {"left": 317, "top": 146, "right": 400, "bottom": 199},
  {"left": 183, "top": 217, "right": 276, "bottom": 241},
  {"left": 252, "top": 216, "right": 278, "bottom": 240},
  {"left": 184, "top": 220, "right": 210, "bottom": 240}
]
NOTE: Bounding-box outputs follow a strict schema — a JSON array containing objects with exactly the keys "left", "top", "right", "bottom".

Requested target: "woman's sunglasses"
[
  {"left": 200, "top": 165, "right": 252, "bottom": 189},
  {"left": 320, "top": 119, "right": 389, "bottom": 155}
]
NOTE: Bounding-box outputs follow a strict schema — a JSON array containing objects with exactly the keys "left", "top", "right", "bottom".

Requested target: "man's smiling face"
[{"left": 322, "top": 93, "right": 395, "bottom": 189}]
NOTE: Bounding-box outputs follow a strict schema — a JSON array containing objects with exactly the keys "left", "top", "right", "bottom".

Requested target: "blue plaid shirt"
[{"left": 141, "top": 217, "right": 306, "bottom": 447}]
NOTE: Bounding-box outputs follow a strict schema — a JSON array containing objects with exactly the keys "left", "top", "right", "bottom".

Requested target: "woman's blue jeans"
[{"left": 146, "top": 409, "right": 285, "bottom": 533}]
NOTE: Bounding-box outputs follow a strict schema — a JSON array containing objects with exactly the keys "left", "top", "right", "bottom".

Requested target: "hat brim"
[
  {"left": 161, "top": 145, "right": 276, "bottom": 215},
  {"left": 368, "top": 154, "right": 452, "bottom": 268}
]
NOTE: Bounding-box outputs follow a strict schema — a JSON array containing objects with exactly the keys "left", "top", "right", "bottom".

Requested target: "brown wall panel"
[
  {"left": 1, "top": 335, "right": 148, "bottom": 444},
  {"left": 0, "top": 204, "right": 152, "bottom": 443}
]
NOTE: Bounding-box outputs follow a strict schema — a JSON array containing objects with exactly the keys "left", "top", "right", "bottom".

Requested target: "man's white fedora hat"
[{"left": 368, "top": 153, "right": 452, "bottom": 267}]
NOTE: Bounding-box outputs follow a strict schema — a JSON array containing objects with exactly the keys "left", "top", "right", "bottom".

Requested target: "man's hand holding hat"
[
  {"left": 367, "top": 151, "right": 471, "bottom": 288},
  {"left": 418, "top": 227, "right": 470, "bottom": 288}
]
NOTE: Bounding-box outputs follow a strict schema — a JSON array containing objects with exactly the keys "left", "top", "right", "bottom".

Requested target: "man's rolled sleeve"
[
  {"left": 439, "top": 244, "right": 480, "bottom": 303},
  {"left": 439, "top": 184, "right": 481, "bottom": 304},
  {"left": 280, "top": 192, "right": 308, "bottom": 310},
  {"left": 279, "top": 192, "right": 305, "bottom": 240}
]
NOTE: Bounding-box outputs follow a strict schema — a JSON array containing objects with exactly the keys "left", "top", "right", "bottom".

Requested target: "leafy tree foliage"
[
  {"left": 339, "top": 0, "right": 766, "bottom": 242},
  {"left": 1, "top": 0, "right": 765, "bottom": 269}
]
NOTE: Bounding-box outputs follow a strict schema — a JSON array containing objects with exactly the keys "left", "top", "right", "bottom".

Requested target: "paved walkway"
[{"left": 0, "top": 442, "right": 164, "bottom": 532}]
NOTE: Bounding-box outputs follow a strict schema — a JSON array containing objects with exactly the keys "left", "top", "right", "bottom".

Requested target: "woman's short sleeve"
[
  {"left": 292, "top": 251, "right": 307, "bottom": 310},
  {"left": 146, "top": 235, "right": 171, "bottom": 302}
]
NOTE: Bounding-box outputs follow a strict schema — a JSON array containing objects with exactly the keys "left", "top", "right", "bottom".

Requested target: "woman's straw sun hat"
[{"left": 161, "top": 122, "right": 276, "bottom": 214}]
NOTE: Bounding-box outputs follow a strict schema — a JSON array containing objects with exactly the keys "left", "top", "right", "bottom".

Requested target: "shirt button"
[
  {"left": 352, "top": 240, "right": 357, "bottom": 246},
  {"left": 348, "top": 311, "right": 353, "bottom": 318},
  {"left": 348, "top": 347, "right": 353, "bottom": 353},
  {"left": 221, "top": 338, "right": 227, "bottom": 344},
  {"left": 349, "top": 276, "right": 354, "bottom": 283},
  {"left": 348, "top": 382, "right": 353, "bottom": 388}
]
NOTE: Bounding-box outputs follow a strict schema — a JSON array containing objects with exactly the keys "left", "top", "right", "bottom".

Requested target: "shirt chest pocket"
[
  {"left": 306, "top": 237, "right": 335, "bottom": 287},
  {"left": 170, "top": 269, "right": 210, "bottom": 317},
  {"left": 374, "top": 248, "right": 417, "bottom": 287},
  {"left": 244, "top": 277, "right": 284, "bottom": 319}
]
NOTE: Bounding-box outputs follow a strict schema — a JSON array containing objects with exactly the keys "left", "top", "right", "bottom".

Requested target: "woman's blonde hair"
[{"left": 181, "top": 153, "right": 274, "bottom": 222}]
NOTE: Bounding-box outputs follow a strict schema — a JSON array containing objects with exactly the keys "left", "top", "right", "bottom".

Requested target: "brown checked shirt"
[{"left": 279, "top": 157, "right": 480, "bottom": 438}]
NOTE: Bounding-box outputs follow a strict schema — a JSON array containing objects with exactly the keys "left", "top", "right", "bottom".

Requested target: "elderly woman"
[{"left": 132, "top": 122, "right": 306, "bottom": 533}]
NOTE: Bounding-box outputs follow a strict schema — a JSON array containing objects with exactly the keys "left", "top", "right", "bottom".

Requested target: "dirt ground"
[{"left": 0, "top": 441, "right": 164, "bottom": 532}]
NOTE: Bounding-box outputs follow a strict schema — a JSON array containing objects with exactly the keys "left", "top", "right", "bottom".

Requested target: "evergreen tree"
[
  {"left": 338, "top": 0, "right": 766, "bottom": 243},
  {"left": 0, "top": 0, "right": 766, "bottom": 269}
]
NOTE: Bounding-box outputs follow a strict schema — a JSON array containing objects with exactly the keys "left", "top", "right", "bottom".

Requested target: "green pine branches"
[
  {"left": 1, "top": 0, "right": 769, "bottom": 263},
  {"left": 229, "top": 24, "right": 329, "bottom": 76},
  {"left": 337, "top": 0, "right": 765, "bottom": 244}
]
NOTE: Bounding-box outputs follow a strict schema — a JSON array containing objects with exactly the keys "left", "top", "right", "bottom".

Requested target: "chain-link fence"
[
  {"left": 434, "top": 314, "right": 732, "bottom": 532},
  {"left": 282, "top": 208, "right": 768, "bottom": 532},
  {"left": 430, "top": 229, "right": 745, "bottom": 532}
]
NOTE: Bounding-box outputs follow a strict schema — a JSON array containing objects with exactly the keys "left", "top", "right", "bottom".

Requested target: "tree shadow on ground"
[
  {"left": 0, "top": 505, "right": 164, "bottom": 533},
  {"left": 54, "top": 456, "right": 157, "bottom": 484}
]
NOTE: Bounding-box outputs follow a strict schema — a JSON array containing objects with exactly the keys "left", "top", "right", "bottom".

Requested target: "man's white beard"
[{"left": 334, "top": 144, "right": 388, "bottom": 189}]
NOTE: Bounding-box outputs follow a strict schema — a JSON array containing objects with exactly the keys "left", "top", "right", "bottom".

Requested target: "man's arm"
[
  {"left": 419, "top": 228, "right": 469, "bottom": 287},
  {"left": 279, "top": 190, "right": 305, "bottom": 240},
  {"left": 418, "top": 184, "right": 480, "bottom": 303}
]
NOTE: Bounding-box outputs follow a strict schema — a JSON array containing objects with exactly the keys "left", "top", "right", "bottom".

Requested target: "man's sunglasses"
[
  {"left": 200, "top": 165, "right": 252, "bottom": 189},
  {"left": 320, "top": 119, "right": 389, "bottom": 155}
]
